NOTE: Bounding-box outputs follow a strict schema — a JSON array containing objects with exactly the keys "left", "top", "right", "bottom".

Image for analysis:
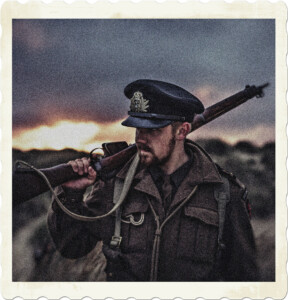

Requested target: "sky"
[{"left": 12, "top": 19, "right": 275, "bottom": 151}]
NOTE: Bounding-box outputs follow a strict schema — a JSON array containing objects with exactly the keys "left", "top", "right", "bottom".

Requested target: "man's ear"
[{"left": 177, "top": 122, "right": 191, "bottom": 140}]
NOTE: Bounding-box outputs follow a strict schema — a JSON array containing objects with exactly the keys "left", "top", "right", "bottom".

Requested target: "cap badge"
[{"left": 130, "top": 91, "right": 149, "bottom": 113}]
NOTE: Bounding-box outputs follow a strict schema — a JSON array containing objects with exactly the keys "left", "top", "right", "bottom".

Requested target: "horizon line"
[{"left": 12, "top": 138, "right": 275, "bottom": 153}]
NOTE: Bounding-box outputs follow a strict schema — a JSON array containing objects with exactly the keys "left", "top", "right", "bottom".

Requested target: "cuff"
[{"left": 62, "top": 186, "right": 86, "bottom": 202}]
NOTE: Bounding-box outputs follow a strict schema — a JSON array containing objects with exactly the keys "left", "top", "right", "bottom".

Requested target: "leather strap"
[
  {"left": 129, "top": 111, "right": 186, "bottom": 121},
  {"left": 214, "top": 176, "right": 230, "bottom": 249}
]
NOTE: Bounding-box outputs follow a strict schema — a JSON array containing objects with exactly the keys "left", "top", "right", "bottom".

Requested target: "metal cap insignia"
[{"left": 130, "top": 91, "right": 149, "bottom": 113}]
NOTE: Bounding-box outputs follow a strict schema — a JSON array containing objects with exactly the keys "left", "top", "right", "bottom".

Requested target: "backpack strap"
[
  {"left": 214, "top": 175, "right": 230, "bottom": 251},
  {"left": 216, "top": 165, "right": 250, "bottom": 218}
]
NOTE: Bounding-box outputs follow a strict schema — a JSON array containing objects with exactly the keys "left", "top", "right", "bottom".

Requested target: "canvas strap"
[
  {"left": 110, "top": 178, "right": 125, "bottom": 248},
  {"left": 15, "top": 155, "right": 139, "bottom": 222}
]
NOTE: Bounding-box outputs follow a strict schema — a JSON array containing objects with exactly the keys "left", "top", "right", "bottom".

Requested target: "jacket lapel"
[
  {"left": 116, "top": 156, "right": 162, "bottom": 202},
  {"left": 168, "top": 141, "right": 223, "bottom": 212},
  {"left": 134, "top": 169, "right": 162, "bottom": 201}
]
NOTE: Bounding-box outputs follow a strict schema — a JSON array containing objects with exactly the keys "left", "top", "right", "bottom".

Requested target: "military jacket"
[{"left": 47, "top": 141, "right": 258, "bottom": 281}]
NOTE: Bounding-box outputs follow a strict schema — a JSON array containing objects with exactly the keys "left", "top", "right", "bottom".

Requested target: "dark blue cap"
[{"left": 121, "top": 79, "right": 204, "bottom": 128}]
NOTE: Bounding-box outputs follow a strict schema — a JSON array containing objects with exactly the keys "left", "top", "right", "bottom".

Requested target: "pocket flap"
[
  {"left": 122, "top": 200, "right": 149, "bottom": 216},
  {"left": 184, "top": 206, "right": 219, "bottom": 227}
]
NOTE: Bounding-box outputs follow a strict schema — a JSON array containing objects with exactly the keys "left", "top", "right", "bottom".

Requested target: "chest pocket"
[
  {"left": 120, "top": 201, "right": 151, "bottom": 252},
  {"left": 177, "top": 206, "right": 219, "bottom": 263}
]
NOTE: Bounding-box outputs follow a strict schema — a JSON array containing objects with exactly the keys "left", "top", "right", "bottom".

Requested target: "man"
[{"left": 48, "top": 79, "right": 258, "bottom": 281}]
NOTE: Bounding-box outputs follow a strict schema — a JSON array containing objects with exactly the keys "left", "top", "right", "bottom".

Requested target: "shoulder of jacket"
[
  {"left": 215, "top": 164, "right": 248, "bottom": 200},
  {"left": 185, "top": 140, "right": 247, "bottom": 197},
  {"left": 216, "top": 165, "right": 252, "bottom": 218}
]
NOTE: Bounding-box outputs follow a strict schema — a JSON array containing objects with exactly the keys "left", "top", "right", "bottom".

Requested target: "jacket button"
[{"left": 108, "top": 272, "right": 113, "bottom": 277}]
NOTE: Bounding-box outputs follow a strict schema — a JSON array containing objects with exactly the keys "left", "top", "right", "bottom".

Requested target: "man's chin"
[
  {"left": 138, "top": 152, "right": 154, "bottom": 166},
  {"left": 139, "top": 155, "right": 152, "bottom": 166}
]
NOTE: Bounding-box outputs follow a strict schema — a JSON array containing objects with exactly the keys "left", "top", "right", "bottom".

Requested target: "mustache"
[{"left": 136, "top": 143, "right": 152, "bottom": 152}]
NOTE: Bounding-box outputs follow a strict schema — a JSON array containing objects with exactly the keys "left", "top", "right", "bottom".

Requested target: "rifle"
[{"left": 13, "top": 83, "right": 269, "bottom": 206}]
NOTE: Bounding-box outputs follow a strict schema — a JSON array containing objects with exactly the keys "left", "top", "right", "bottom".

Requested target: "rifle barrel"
[{"left": 192, "top": 83, "right": 269, "bottom": 131}]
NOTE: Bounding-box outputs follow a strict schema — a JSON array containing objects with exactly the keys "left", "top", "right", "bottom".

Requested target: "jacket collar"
[
  {"left": 169, "top": 140, "right": 223, "bottom": 210},
  {"left": 117, "top": 158, "right": 162, "bottom": 200},
  {"left": 116, "top": 139, "right": 223, "bottom": 204}
]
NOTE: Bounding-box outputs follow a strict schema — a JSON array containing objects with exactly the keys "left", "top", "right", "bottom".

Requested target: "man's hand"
[{"left": 62, "top": 157, "right": 97, "bottom": 190}]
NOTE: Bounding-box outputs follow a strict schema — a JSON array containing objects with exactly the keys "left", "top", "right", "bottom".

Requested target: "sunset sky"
[{"left": 12, "top": 19, "right": 275, "bottom": 152}]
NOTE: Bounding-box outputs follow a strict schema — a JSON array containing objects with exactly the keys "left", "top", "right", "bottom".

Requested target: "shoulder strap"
[
  {"left": 110, "top": 154, "right": 140, "bottom": 248},
  {"left": 214, "top": 175, "right": 230, "bottom": 250},
  {"left": 110, "top": 178, "right": 124, "bottom": 248}
]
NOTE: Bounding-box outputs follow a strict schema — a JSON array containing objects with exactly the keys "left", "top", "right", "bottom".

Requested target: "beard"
[{"left": 137, "top": 136, "right": 176, "bottom": 167}]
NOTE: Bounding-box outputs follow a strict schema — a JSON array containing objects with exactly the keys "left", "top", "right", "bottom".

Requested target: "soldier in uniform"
[{"left": 47, "top": 79, "right": 258, "bottom": 281}]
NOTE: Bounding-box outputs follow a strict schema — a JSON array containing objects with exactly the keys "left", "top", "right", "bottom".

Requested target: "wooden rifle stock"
[
  {"left": 13, "top": 83, "right": 269, "bottom": 206},
  {"left": 13, "top": 163, "right": 79, "bottom": 206}
]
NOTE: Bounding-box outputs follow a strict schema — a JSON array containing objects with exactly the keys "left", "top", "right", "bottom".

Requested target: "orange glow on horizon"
[
  {"left": 189, "top": 124, "right": 275, "bottom": 146},
  {"left": 13, "top": 120, "right": 135, "bottom": 152},
  {"left": 13, "top": 119, "right": 274, "bottom": 152}
]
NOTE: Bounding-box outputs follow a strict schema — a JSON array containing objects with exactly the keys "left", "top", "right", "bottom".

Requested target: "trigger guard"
[
  {"left": 89, "top": 148, "right": 104, "bottom": 172},
  {"left": 89, "top": 147, "right": 104, "bottom": 159}
]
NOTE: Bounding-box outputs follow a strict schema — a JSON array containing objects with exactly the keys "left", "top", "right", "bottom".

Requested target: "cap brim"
[{"left": 121, "top": 116, "right": 172, "bottom": 129}]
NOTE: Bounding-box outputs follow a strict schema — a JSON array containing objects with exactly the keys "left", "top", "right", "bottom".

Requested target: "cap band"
[{"left": 128, "top": 111, "right": 186, "bottom": 121}]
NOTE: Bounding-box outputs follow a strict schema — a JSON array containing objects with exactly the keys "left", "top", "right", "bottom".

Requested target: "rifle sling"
[{"left": 15, "top": 155, "right": 139, "bottom": 222}]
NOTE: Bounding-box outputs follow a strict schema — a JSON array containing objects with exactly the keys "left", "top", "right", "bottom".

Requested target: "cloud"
[
  {"left": 12, "top": 19, "right": 275, "bottom": 144},
  {"left": 13, "top": 20, "right": 48, "bottom": 52}
]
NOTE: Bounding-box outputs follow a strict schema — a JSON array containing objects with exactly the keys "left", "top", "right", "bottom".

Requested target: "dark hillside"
[
  {"left": 12, "top": 148, "right": 89, "bottom": 234},
  {"left": 13, "top": 148, "right": 88, "bottom": 168},
  {"left": 196, "top": 139, "right": 275, "bottom": 218}
]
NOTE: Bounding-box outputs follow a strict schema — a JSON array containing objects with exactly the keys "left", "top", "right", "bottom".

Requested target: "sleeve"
[
  {"left": 47, "top": 185, "right": 102, "bottom": 259},
  {"left": 221, "top": 183, "right": 259, "bottom": 281}
]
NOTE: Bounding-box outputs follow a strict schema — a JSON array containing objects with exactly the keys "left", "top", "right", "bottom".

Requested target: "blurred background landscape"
[
  {"left": 12, "top": 138, "right": 275, "bottom": 282},
  {"left": 11, "top": 18, "right": 275, "bottom": 282}
]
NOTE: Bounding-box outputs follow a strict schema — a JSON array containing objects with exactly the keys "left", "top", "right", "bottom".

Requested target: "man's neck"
[{"left": 160, "top": 143, "right": 190, "bottom": 175}]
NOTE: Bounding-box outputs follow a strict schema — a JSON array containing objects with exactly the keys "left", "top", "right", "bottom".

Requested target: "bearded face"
[{"left": 135, "top": 125, "right": 176, "bottom": 167}]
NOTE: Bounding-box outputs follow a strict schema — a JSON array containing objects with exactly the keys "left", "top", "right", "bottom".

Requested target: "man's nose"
[{"left": 136, "top": 129, "right": 148, "bottom": 143}]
